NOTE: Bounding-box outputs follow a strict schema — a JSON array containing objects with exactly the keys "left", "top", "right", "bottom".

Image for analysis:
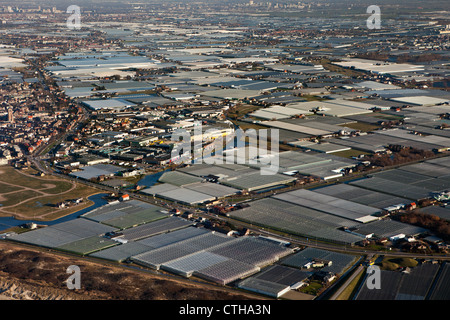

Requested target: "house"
[
  {"left": 390, "top": 233, "right": 406, "bottom": 242},
  {"left": 73, "top": 197, "right": 83, "bottom": 204},
  {"left": 24, "top": 222, "right": 38, "bottom": 230},
  {"left": 120, "top": 168, "right": 145, "bottom": 177},
  {"left": 120, "top": 194, "right": 130, "bottom": 201},
  {"left": 312, "top": 259, "right": 332, "bottom": 268},
  {"left": 303, "top": 258, "right": 333, "bottom": 269},
  {"left": 313, "top": 271, "right": 336, "bottom": 283},
  {"left": 405, "top": 202, "right": 417, "bottom": 210},
  {"left": 181, "top": 211, "right": 193, "bottom": 219}
]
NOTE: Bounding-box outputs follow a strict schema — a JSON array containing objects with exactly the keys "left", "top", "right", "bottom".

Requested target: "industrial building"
[
  {"left": 229, "top": 197, "right": 367, "bottom": 245},
  {"left": 81, "top": 199, "right": 169, "bottom": 229},
  {"left": 356, "top": 262, "right": 442, "bottom": 300},
  {"left": 273, "top": 189, "right": 380, "bottom": 223},
  {"left": 237, "top": 265, "right": 310, "bottom": 298},
  {"left": 131, "top": 234, "right": 294, "bottom": 285},
  {"left": 69, "top": 164, "right": 122, "bottom": 181}
]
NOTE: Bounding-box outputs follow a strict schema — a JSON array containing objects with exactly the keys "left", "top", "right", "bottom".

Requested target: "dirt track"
[
  {"left": 0, "top": 241, "right": 262, "bottom": 300},
  {"left": 0, "top": 168, "right": 77, "bottom": 218}
]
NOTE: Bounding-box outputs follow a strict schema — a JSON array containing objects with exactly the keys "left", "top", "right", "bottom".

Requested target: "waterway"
[
  {"left": 0, "top": 193, "right": 109, "bottom": 232},
  {"left": 135, "top": 170, "right": 169, "bottom": 188},
  {"left": 0, "top": 169, "right": 172, "bottom": 232}
]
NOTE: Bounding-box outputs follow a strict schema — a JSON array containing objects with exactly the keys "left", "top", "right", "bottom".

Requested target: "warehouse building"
[
  {"left": 82, "top": 98, "right": 137, "bottom": 111},
  {"left": 314, "top": 183, "right": 411, "bottom": 210},
  {"left": 141, "top": 170, "right": 241, "bottom": 205},
  {"left": 333, "top": 58, "right": 425, "bottom": 74},
  {"left": 273, "top": 189, "right": 380, "bottom": 223},
  {"left": 220, "top": 171, "right": 296, "bottom": 192},
  {"left": 130, "top": 234, "right": 294, "bottom": 285},
  {"left": 229, "top": 197, "right": 366, "bottom": 245},
  {"left": 81, "top": 199, "right": 169, "bottom": 229},
  {"left": 8, "top": 218, "right": 118, "bottom": 250},
  {"left": 237, "top": 265, "right": 310, "bottom": 298},
  {"left": 388, "top": 96, "right": 449, "bottom": 106},
  {"left": 281, "top": 247, "right": 358, "bottom": 275},
  {"left": 69, "top": 164, "right": 122, "bottom": 180}
]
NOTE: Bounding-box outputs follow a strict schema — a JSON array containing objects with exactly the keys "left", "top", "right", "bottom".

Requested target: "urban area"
[{"left": 0, "top": 0, "right": 449, "bottom": 304}]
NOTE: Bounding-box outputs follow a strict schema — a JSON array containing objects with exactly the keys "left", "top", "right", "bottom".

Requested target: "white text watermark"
[
  {"left": 367, "top": 5, "right": 381, "bottom": 29},
  {"left": 66, "top": 265, "right": 81, "bottom": 290},
  {"left": 67, "top": 5, "right": 81, "bottom": 30}
]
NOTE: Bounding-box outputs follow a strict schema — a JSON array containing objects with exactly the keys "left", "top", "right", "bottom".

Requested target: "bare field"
[
  {"left": 0, "top": 166, "right": 73, "bottom": 194},
  {"left": 0, "top": 190, "right": 43, "bottom": 207},
  {"left": 7, "top": 185, "right": 100, "bottom": 220},
  {"left": 0, "top": 241, "right": 259, "bottom": 300},
  {"left": 0, "top": 182, "right": 22, "bottom": 194},
  {"left": 0, "top": 166, "right": 99, "bottom": 220}
]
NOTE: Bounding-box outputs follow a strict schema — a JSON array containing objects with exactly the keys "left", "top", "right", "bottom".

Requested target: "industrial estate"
[{"left": 0, "top": 0, "right": 449, "bottom": 303}]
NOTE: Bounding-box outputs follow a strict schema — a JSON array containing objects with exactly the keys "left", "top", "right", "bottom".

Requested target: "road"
[
  {"left": 0, "top": 168, "right": 77, "bottom": 217},
  {"left": 329, "top": 265, "right": 365, "bottom": 300}
]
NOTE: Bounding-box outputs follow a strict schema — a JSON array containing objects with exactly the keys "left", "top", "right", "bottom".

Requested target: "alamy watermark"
[
  {"left": 67, "top": 5, "right": 81, "bottom": 30},
  {"left": 367, "top": 5, "right": 381, "bottom": 29},
  {"left": 366, "top": 265, "right": 381, "bottom": 290},
  {"left": 64, "top": 4, "right": 380, "bottom": 31},
  {"left": 170, "top": 123, "right": 280, "bottom": 175},
  {"left": 66, "top": 265, "right": 81, "bottom": 290}
]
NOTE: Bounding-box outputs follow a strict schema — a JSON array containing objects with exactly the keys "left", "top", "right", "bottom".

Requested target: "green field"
[
  {"left": 332, "top": 149, "right": 371, "bottom": 159},
  {"left": 299, "top": 280, "right": 324, "bottom": 296},
  {"left": 0, "top": 165, "right": 101, "bottom": 220},
  {"left": 378, "top": 257, "right": 418, "bottom": 271},
  {"left": 0, "top": 166, "right": 72, "bottom": 193},
  {"left": 374, "top": 113, "right": 405, "bottom": 121},
  {"left": 0, "top": 182, "right": 22, "bottom": 194},
  {"left": 0, "top": 190, "right": 42, "bottom": 207},
  {"left": 9, "top": 184, "right": 101, "bottom": 219},
  {"left": 340, "top": 122, "right": 381, "bottom": 132}
]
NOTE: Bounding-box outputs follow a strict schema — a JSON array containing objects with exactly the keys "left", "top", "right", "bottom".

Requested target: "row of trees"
[
  {"left": 365, "top": 146, "right": 435, "bottom": 168},
  {"left": 355, "top": 52, "right": 444, "bottom": 64},
  {"left": 394, "top": 210, "right": 450, "bottom": 242}
]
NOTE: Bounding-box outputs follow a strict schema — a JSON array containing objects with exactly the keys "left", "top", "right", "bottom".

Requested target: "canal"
[{"left": 0, "top": 193, "right": 110, "bottom": 232}]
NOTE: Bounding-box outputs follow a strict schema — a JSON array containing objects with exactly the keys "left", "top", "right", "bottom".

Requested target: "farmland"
[{"left": 0, "top": 165, "right": 100, "bottom": 220}]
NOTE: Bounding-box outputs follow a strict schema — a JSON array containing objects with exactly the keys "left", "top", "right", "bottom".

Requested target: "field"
[
  {"left": 299, "top": 280, "right": 324, "bottom": 296},
  {"left": 0, "top": 183, "right": 21, "bottom": 194},
  {"left": 378, "top": 257, "right": 419, "bottom": 271},
  {"left": 0, "top": 167, "right": 73, "bottom": 194},
  {"left": 339, "top": 122, "right": 381, "bottom": 132},
  {"left": 0, "top": 165, "right": 100, "bottom": 220},
  {"left": 332, "top": 149, "right": 371, "bottom": 159},
  {"left": 372, "top": 113, "right": 405, "bottom": 121},
  {"left": 319, "top": 58, "right": 367, "bottom": 77},
  {"left": 227, "top": 103, "right": 264, "bottom": 119},
  {"left": 12, "top": 184, "right": 102, "bottom": 220}
]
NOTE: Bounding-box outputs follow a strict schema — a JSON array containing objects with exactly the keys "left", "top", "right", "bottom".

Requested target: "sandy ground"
[{"left": 0, "top": 241, "right": 263, "bottom": 300}]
